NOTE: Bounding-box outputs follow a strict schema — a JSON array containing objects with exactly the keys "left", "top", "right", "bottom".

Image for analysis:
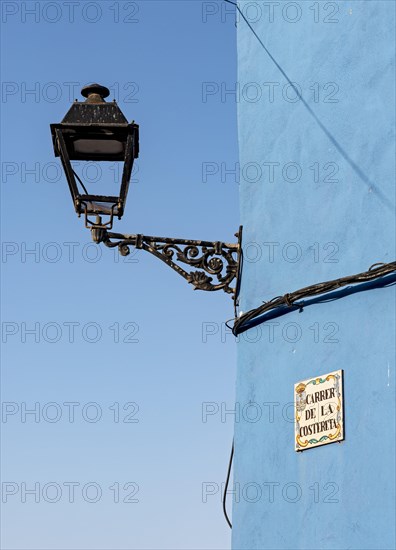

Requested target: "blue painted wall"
[{"left": 233, "top": 1, "right": 395, "bottom": 548}]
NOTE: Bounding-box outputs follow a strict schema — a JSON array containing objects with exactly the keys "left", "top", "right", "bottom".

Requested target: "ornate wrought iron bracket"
[{"left": 91, "top": 226, "right": 243, "bottom": 298}]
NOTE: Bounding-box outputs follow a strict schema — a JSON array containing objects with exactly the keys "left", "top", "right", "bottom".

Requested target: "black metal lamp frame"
[
  {"left": 51, "top": 84, "right": 242, "bottom": 300},
  {"left": 51, "top": 124, "right": 138, "bottom": 229},
  {"left": 50, "top": 83, "right": 139, "bottom": 230}
]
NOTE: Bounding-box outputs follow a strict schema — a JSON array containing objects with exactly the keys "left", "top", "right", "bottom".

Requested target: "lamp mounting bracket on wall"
[{"left": 92, "top": 223, "right": 242, "bottom": 297}]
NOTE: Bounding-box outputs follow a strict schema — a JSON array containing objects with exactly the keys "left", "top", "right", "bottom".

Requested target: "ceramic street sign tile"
[{"left": 295, "top": 369, "right": 344, "bottom": 451}]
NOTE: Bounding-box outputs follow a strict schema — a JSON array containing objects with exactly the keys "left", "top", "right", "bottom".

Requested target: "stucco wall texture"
[{"left": 233, "top": 1, "right": 395, "bottom": 549}]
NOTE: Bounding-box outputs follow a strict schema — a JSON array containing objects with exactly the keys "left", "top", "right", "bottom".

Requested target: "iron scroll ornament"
[{"left": 92, "top": 226, "right": 243, "bottom": 297}]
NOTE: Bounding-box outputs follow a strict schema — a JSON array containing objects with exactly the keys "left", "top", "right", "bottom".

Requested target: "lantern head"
[{"left": 50, "top": 83, "right": 139, "bottom": 229}]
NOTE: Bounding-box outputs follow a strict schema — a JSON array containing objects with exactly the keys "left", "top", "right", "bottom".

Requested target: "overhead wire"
[{"left": 223, "top": 0, "right": 394, "bottom": 210}]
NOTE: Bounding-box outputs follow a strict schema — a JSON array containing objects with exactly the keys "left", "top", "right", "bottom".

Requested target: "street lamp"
[{"left": 51, "top": 84, "right": 242, "bottom": 298}]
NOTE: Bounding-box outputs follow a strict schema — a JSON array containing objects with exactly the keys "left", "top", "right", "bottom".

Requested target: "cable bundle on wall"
[{"left": 230, "top": 261, "right": 396, "bottom": 336}]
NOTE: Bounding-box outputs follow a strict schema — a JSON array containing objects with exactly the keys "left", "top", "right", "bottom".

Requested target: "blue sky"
[{"left": 1, "top": 2, "right": 239, "bottom": 548}]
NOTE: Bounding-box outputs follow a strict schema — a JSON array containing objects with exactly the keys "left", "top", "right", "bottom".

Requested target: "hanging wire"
[
  {"left": 223, "top": 439, "right": 234, "bottom": 529},
  {"left": 72, "top": 168, "right": 89, "bottom": 195}
]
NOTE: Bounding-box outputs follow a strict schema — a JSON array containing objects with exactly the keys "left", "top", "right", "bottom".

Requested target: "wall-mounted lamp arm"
[{"left": 91, "top": 226, "right": 242, "bottom": 298}]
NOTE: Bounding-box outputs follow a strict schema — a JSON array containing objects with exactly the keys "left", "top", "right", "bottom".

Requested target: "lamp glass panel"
[
  {"left": 73, "top": 139, "right": 124, "bottom": 156},
  {"left": 80, "top": 201, "right": 116, "bottom": 215}
]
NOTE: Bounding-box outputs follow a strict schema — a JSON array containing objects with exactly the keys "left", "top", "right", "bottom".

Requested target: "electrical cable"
[
  {"left": 223, "top": 439, "right": 234, "bottom": 529},
  {"left": 223, "top": 0, "right": 394, "bottom": 210},
  {"left": 223, "top": 264, "right": 395, "bottom": 529},
  {"left": 72, "top": 168, "right": 89, "bottom": 195},
  {"left": 229, "top": 261, "right": 396, "bottom": 335}
]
